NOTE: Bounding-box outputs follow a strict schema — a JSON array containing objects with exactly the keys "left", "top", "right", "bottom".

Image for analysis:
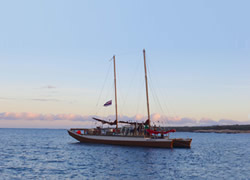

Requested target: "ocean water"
[{"left": 0, "top": 129, "right": 250, "bottom": 179}]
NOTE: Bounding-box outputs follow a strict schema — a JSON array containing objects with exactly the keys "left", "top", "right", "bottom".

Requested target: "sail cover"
[{"left": 93, "top": 117, "right": 117, "bottom": 125}]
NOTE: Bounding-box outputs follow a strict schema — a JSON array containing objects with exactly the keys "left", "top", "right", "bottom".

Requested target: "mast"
[
  {"left": 143, "top": 49, "right": 151, "bottom": 130},
  {"left": 113, "top": 55, "right": 118, "bottom": 131}
]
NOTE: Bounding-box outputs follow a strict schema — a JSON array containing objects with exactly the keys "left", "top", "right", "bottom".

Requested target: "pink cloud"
[
  {"left": 0, "top": 112, "right": 249, "bottom": 126},
  {"left": 134, "top": 114, "right": 145, "bottom": 121},
  {"left": 0, "top": 112, "right": 89, "bottom": 121},
  {"left": 151, "top": 113, "right": 161, "bottom": 121}
]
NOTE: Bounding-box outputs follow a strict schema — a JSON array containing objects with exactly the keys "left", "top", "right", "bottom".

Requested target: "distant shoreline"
[
  {"left": 193, "top": 129, "right": 250, "bottom": 134},
  {"left": 1, "top": 124, "right": 250, "bottom": 134},
  {"left": 168, "top": 124, "right": 250, "bottom": 134}
]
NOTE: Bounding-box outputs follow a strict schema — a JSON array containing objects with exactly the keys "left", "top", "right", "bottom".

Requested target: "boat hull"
[
  {"left": 172, "top": 138, "right": 192, "bottom": 148},
  {"left": 68, "top": 130, "right": 173, "bottom": 148}
]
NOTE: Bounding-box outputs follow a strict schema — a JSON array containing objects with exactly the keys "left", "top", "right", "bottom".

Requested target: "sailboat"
[{"left": 68, "top": 49, "right": 192, "bottom": 148}]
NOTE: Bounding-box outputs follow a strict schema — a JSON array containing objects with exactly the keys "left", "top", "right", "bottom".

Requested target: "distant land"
[{"left": 167, "top": 125, "right": 250, "bottom": 134}]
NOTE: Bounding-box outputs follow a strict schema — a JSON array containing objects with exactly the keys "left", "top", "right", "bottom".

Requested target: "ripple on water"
[{"left": 0, "top": 129, "right": 250, "bottom": 179}]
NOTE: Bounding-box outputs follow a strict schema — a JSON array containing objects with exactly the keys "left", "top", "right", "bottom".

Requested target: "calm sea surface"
[{"left": 0, "top": 128, "right": 250, "bottom": 179}]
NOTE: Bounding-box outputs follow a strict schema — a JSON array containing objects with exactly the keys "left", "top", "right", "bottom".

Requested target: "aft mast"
[
  {"left": 113, "top": 55, "right": 118, "bottom": 131},
  {"left": 143, "top": 49, "right": 151, "bottom": 130}
]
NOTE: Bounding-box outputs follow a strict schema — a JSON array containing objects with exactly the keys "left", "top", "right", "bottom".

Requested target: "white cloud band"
[{"left": 0, "top": 112, "right": 249, "bottom": 126}]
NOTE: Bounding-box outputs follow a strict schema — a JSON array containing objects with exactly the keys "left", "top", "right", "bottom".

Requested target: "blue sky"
[{"left": 0, "top": 0, "right": 249, "bottom": 128}]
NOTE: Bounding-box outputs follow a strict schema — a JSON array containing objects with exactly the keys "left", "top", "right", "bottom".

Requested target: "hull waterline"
[
  {"left": 68, "top": 130, "right": 173, "bottom": 148},
  {"left": 172, "top": 138, "right": 192, "bottom": 148}
]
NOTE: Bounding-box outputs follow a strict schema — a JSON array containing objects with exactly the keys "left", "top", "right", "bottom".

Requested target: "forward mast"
[
  {"left": 143, "top": 49, "right": 151, "bottom": 130},
  {"left": 113, "top": 55, "right": 118, "bottom": 131}
]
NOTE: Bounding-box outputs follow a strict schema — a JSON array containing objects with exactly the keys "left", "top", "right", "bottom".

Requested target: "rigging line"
[
  {"left": 115, "top": 50, "right": 141, "bottom": 58},
  {"left": 101, "top": 80, "right": 116, "bottom": 120},
  {"left": 147, "top": 79, "right": 162, "bottom": 117},
  {"left": 147, "top": 60, "right": 171, "bottom": 126},
  {"left": 95, "top": 86, "right": 112, "bottom": 116},
  {"left": 94, "top": 61, "right": 113, "bottom": 115},
  {"left": 149, "top": 75, "right": 171, "bottom": 126},
  {"left": 148, "top": 73, "right": 169, "bottom": 115},
  {"left": 115, "top": 67, "right": 126, "bottom": 115},
  {"left": 95, "top": 60, "right": 112, "bottom": 107},
  {"left": 112, "top": 77, "right": 117, "bottom": 119},
  {"left": 146, "top": 55, "right": 179, "bottom": 121},
  {"left": 161, "top": 90, "right": 178, "bottom": 120},
  {"left": 135, "top": 75, "right": 145, "bottom": 117},
  {"left": 148, "top": 67, "right": 179, "bottom": 122},
  {"left": 134, "top": 54, "right": 146, "bottom": 118},
  {"left": 148, "top": 78, "right": 169, "bottom": 126},
  {"left": 148, "top": 60, "right": 178, "bottom": 119},
  {"left": 119, "top": 53, "right": 143, "bottom": 115},
  {"left": 101, "top": 79, "right": 114, "bottom": 116},
  {"left": 113, "top": 62, "right": 128, "bottom": 120},
  {"left": 146, "top": 57, "right": 163, "bottom": 110}
]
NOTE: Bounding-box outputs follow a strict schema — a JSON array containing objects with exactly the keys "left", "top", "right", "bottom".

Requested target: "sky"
[{"left": 0, "top": 0, "right": 249, "bottom": 128}]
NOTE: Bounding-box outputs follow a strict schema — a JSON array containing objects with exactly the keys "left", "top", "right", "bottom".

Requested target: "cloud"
[
  {"left": 0, "top": 97, "right": 16, "bottom": 100},
  {"left": 0, "top": 112, "right": 90, "bottom": 121},
  {"left": 199, "top": 118, "right": 219, "bottom": 126},
  {"left": 218, "top": 119, "right": 243, "bottom": 125},
  {"left": 134, "top": 114, "right": 145, "bottom": 121},
  {"left": 41, "top": 85, "right": 56, "bottom": 89},
  {"left": 169, "top": 117, "right": 197, "bottom": 126},
  {"left": 0, "top": 96, "right": 61, "bottom": 102},
  {"left": 31, "top": 98, "right": 61, "bottom": 102},
  {"left": 0, "top": 97, "right": 61, "bottom": 102},
  {"left": 0, "top": 112, "right": 249, "bottom": 126}
]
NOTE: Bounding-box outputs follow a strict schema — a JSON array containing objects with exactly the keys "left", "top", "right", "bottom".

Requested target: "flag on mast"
[{"left": 104, "top": 100, "right": 112, "bottom": 107}]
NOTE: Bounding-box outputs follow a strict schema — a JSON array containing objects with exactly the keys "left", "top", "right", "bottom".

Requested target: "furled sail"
[
  {"left": 92, "top": 117, "right": 117, "bottom": 126},
  {"left": 146, "top": 129, "right": 176, "bottom": 135}
]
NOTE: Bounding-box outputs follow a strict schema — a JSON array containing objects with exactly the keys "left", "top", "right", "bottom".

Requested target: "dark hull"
[
  {"left": 172, "top": 138, "right": 192, "bottom": 148},
  {"left": 68, "top": 130, "right": 173, "bottom": 148}
]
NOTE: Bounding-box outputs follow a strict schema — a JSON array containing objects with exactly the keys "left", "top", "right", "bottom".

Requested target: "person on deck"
[
  {"left": 129, "top": 126, "right": 134, "bottom": 136},
  {"left": 121, "top": 127, "right": 125, "bottom": 135}
]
